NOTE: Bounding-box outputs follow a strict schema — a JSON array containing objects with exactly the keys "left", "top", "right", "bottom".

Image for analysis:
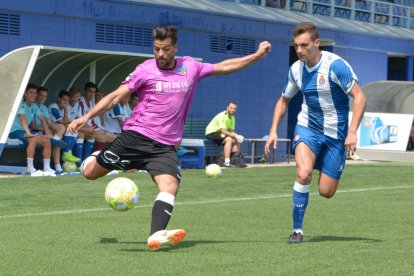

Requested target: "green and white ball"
[
  {"left": 105, "top": 177, "right": 139, "bottom": 211},
  {"left": 205, "top": 163, "right": 222, "bottom": 178},
  {"left": 62, "top": 161, "right": 77, "bottom": 172}
]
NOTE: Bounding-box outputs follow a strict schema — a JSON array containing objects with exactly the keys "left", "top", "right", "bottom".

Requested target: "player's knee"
[
  {"left": 57, "top": 124, "right": 65, "bottom": 133},
  {"left": 296, "top": 168, "right": 312, "bottom": 184},
  {"left": 82, "top": 166, "right": 103, "bottom": 180},
  {"left": 319, "top": 189, "right": 336, "bottom": 198},
  {"left": 224, "top": 137, "right": 232, "bottom": 143},
  {"left": 83, "top": 171, "right": 97, "bottom": 180}
]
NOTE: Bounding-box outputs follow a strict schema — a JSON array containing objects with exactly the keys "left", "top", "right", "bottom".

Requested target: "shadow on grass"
[
  {"left": 99, "top": 237, "right": 259, "bottom": 252},
  {"left": 306, "top": 235, "right": 382, "bottom": 243}
]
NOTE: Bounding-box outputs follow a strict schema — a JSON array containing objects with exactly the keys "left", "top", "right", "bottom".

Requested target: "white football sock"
[
  {"left": 43, "top": 159, "right": 52, "bottom": 171},
  {"left": 27, "top": 158, "right": 35, "bottom": 172}
]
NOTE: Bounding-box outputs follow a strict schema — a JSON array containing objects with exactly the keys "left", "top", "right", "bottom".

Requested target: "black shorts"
[
  {"left": 206, "top": 132, "right": 225, "bottom": 146},
  {"left": 96, "top": 130, "right": 181, "bottom": 182}
]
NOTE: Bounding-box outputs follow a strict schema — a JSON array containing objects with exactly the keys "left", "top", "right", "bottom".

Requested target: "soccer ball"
[
  {"left": 62, "top": 161, "right": 77, "bottom": 172},
  {"left": 105, "top": 177, "right": 139, "bottom": 211},
  {"left": 205, "top": 163, "right": 222, "bottom": 178}
]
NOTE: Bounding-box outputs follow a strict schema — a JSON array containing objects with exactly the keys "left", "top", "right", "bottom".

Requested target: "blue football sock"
[
  {"left": 83, "top": 140, "right": 95, "bottom": 160},
  {"left": 74, "top": 139, "right": 84, "bottom": 167},
  {"left": 62, "top": 135, "right": 76, "bottom": 153},
  {"left": 292, "top": 182, "right": 310, "bottom": 232}
]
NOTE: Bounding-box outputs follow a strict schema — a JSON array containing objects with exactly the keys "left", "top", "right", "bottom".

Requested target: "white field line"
[{"left": 0, "top": 185, "right": 413, "bottom": 219}]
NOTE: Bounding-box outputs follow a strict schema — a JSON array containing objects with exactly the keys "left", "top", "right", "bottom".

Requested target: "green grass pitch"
[{"left": 0, "top": 162, "right": 413, "bottom": 275}]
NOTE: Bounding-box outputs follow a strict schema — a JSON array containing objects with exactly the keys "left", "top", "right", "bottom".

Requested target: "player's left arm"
[
  {"left": 212, "top": 41, "right": 271, "bottom": 75},
  {"left": 345, "top": 82, "right": 366, "bottom": 154}
]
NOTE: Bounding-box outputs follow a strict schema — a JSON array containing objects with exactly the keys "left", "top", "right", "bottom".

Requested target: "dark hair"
[
  {"left": 58, "top": 90, "right": 70, "bottom": 99},
  {"left": 37, "top": 86, "right": 48, "bottom": 93},
  {"left": 227, "top": 101, "right": 237, "bottom": 106},
  {"left": 153, "top": 25, "right": 178, "bottom": 45},
  {"left": 95, "top": 88, "right": 104, "bottom": 95},
  {"left": 84, "top": 81, "right": 97, "bottom": 91},
  {"left": 26, "top": 83, "right": 38, "bottom": 91},
  {"left": 293, "top": 22, "right": 319, "bottom": 41},
  {"left": 68, "top": 86, "right": 81, "bottom": 96}
]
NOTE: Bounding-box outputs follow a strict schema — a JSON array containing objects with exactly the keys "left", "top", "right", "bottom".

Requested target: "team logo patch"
[
  {"left": 294, "top": 134, "right": 301, "bottom": 141},
  {"left": 177, "top": 65, "right": 187, "bottom": 75},
  {"left": 319, "top": 75, "right": 326, "bottom": 85}
]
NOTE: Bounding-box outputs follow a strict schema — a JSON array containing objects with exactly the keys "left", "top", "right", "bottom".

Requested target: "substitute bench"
[
  {"left": 245, "top": 138, "right": 291, "bottom": 164},
  {"left": 181, "top": 117, "right": 222, "bottom": 168}
]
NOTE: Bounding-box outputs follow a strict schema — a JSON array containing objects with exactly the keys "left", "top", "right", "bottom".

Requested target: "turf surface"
[{"left": 0, "top": 162, "right": 413, "bottom": 275}]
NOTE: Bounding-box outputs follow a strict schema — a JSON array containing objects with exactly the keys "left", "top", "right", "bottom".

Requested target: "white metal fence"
[{"left": 218, "top": 0, "right": 414, "bottom": 29}]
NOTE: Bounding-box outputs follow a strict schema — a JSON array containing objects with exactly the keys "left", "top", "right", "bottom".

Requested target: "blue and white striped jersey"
[
  {"left": 102, "top": 103, "right": 125, "bottom": 134},
  {"left": 48, "top": 103, "right": 64, "bottom": 123},
  {"left": 283, "top": 51, "right": 357, "bottom": 140},
  {"left": 67, "top": 102, "right": 82, "bottom": 122}
]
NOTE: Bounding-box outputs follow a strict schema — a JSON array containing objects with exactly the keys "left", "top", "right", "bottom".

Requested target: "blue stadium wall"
[{"left": 1, "top": 0, "right": 414, "bottom": 143}]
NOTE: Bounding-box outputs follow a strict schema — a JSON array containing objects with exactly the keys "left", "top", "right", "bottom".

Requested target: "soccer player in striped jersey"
[{"left": 265, "top": 22, "right": 366, "bottom": 243}]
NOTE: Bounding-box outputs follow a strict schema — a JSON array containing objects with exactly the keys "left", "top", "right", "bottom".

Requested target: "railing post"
[
  {"left": 285, "top": 0, "right": 291, "bottom": 10},
  {"left": 370, "top": 0, "right": 375, "bottom": 24},
  {"left": 351, "top": 0, "right": 356, "bottom": 21},
  {"left": 306, "top": 0, "right": 311, "bottom": 14}
]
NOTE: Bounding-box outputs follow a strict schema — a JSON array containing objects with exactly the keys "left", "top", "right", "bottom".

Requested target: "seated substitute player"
[
  {"left": 32, "top": 86, "right": 68, "bottom": 174},
  {"left": 264, "top": 22, "right": 366, "bottom": 244},
  {"left": 67, "top": 25, "right": 271, "bottom": 250},
  {"left": 67, "top": 87, "right": 96, "bottom": 167},
  {"left": 124, "top": 93, "right": 138, "bottom": 119},
  {"left": 8, "top": 83, "right": 56, "bottom": 176},
  {"left": 79, "top": 82, "right": 115, "bottom": 151},
  {"left": 48, "top": 89, "right": 82, "bottom": 172},
  {"left": 205, "top": 101, "right": 244, "bottom": 167},
  {"left": 93, "top": 89, "right": 120, "bottom": 139},
  {"left": 101, "top": 93, "right": 128, "bottom": 135}
]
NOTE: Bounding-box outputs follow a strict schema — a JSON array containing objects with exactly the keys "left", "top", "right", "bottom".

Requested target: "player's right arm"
[
  {"left": 62, "top": 105, "right": 70, "bottom": 127},
  {"left": 67, "top": 84, "right": 130, "bottom": 133},
  {"left": 220, "top": 128, "right": 237, "bottom": 139},
  {"left": 19, "top": 114, "right": 35, "bottom": 138},
  {"left": 264, "top": 96, "right": 290, "bottom": 155},
  {"left": 265, "top": 65, "right": 299, "bottom": 154}
]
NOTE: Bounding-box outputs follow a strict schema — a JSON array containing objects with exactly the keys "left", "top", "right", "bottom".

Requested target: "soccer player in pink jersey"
[{"left": 67, "top": 25, "right": 271, "bottom": 250}]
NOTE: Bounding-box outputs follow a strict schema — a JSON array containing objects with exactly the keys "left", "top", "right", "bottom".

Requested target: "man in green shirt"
[{"left": 205, "top": 101, "right": 244, "bottom": 167}]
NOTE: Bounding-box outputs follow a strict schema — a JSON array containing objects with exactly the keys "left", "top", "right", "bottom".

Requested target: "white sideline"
[{"left": 0, "top": 185, "right": 413, "bottom": 219}]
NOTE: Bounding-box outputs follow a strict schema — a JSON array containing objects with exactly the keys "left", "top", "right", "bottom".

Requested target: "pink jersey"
[{"left": 122, "top": 56, "right": 214, "bottom": 145}]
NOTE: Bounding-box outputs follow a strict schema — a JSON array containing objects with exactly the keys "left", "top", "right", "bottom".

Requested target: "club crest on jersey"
[
  {"left": 319, "top": 75, "right": 326, "bottom": 85},
  {"left": 177, "top": 65, "right": 187, "bottom": 75}
]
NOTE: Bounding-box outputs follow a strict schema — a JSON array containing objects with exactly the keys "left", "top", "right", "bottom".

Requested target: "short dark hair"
[
  {"left": 37, "top": 86, "right": 48, "bottom": 93},
  {"left": 293, "top": 22, "right": 319, "bottom": 41},
  {"left": 58, "top": 90, "right": 69, "bottom": 99},
  {"left": 68, "top": 86, "right": 81, "bottom": 96},
  {"left": 26, "top": 83, "right": 38, "bottom": 91},
  {"left": 153, "top": 25, "right": 178, "bottom": 45},
  {"left": 84, "top": 81, "right": 97, "bottom": 91},
  {"left": 227, "top": 101, "right": 237, "bottom": 106}
]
